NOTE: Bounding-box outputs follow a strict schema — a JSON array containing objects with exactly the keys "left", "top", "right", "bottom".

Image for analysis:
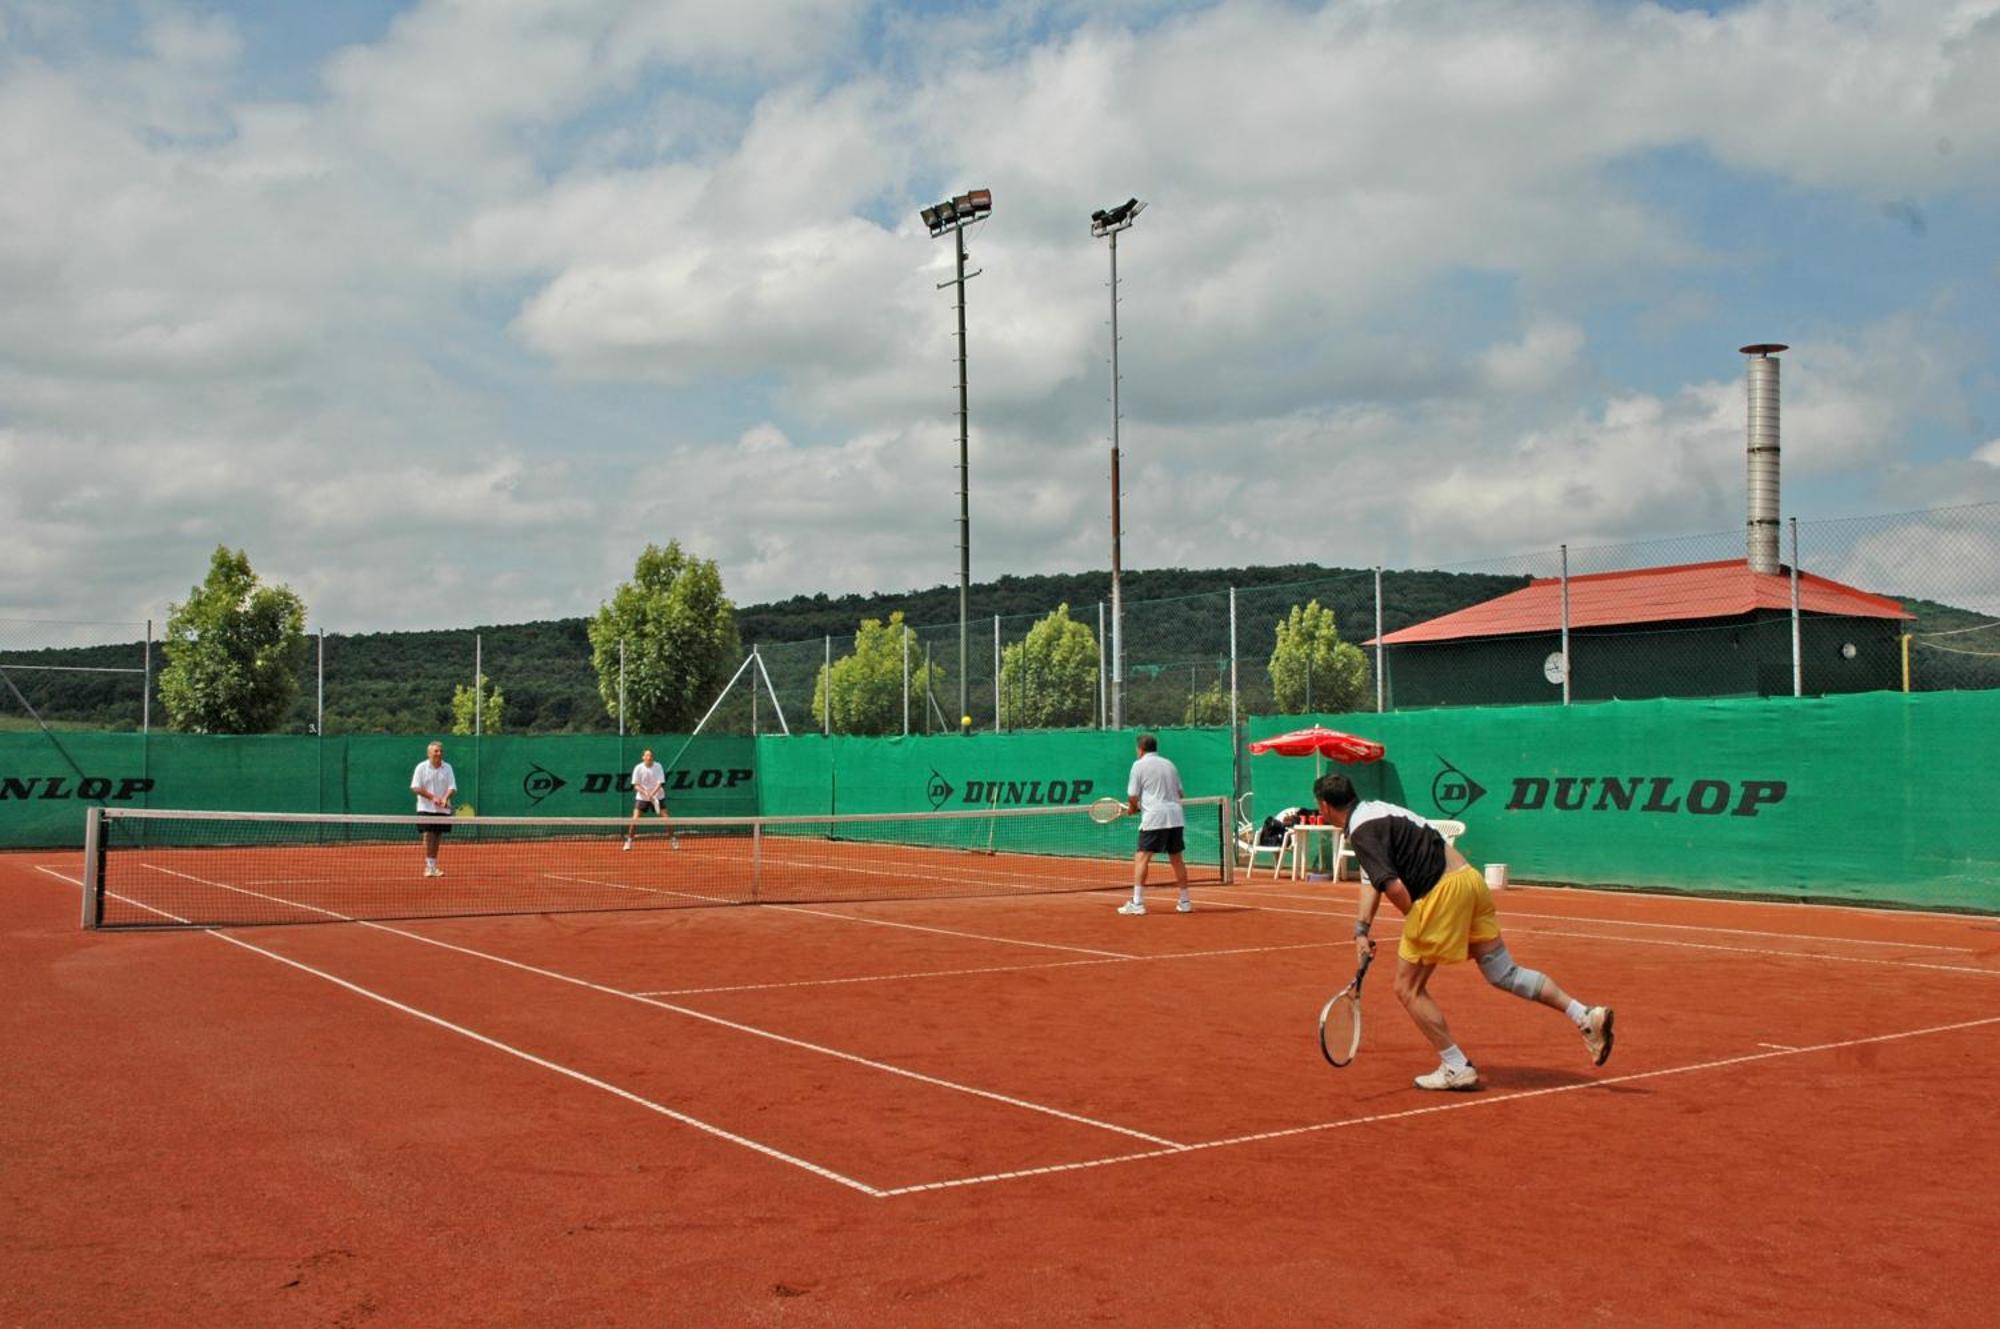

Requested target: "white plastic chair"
[{"left": 1236, "top": 820, "right": 1284, "bottom": 874}]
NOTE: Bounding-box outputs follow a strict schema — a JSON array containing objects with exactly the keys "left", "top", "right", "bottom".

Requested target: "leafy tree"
[
  {"left": 450, "top": 681, "right": 505, "bottom": 735},
  {"left": 158, "top": 546, "right": 309, "bottom": 733},
  {"left": 813, "top": 612, "right": 944, "bottom": 735},
  {"left": 1183, "top": 681, "right": 1231, "bottom": 726},
  {"left": 1268, "top": 600, "right": 1369, "bottom": 714},
  {"left": 998, "top": 604, "right": 1098, "bottom": 729},
  {"left": 588, "top": 542, "right": 741, "bottom": 732}
]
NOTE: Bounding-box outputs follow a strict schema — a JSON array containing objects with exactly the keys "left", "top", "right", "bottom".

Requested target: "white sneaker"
[
  {"left": 422, "top": 866, "right": 434, "bottom": 878},
  {"left": 1413, "top": 1062, "right": 1480, "bottom": 1092},
  {"left": 670, "top": 836, "right": 681, "bottom": 850},
  {"left": 1175, "top": 899, "right": 1194, "bottom": 914},
  {"left": 431, "top": 866, "right": 444, "bottom": 879},
  {"left": 1582, "top": 1006, "right": 1615, "bottom": 1066},
  {"left": 622, "top": 838, "right": 632, "bottom": 851},
  {"left": 1117, "top": 901, "right": 1147, "bottom": 916}
]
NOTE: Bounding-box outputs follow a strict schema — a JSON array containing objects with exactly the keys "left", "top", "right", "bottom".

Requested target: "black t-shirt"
[{"left": 1346, "top": 802, "right": 1448, "bottom": 902}]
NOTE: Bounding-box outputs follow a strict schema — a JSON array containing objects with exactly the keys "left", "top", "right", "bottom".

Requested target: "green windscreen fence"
[
  {"left": 754, "top": 728, "right": 1235, "bottom": 869},
  {"left": 754, "top": 728, "right": 1235, "bottom": 818},
  {"left": 0, "top": 732, "right": 757, "bottom": 848},
  {"left": 1248, "top": 691, "right": 2000, "bottom": 911},
  {"left": 2, "top": 726, "right": 1231, "bottom": 851}
]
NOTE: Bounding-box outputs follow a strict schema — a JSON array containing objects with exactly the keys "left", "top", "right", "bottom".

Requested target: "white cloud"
[{"left": 2, "top": 0, "right": 1998, "bottom": 636}]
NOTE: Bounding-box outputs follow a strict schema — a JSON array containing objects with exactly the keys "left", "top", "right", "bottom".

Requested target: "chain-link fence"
[
  {"left": 7, "top": 501, "right": 1995, "bottom": 736},
  {"left": 0, "top": 619, "right": 154, "bottom": 732}
]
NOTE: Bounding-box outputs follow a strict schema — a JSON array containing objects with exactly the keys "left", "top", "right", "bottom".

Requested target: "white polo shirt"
[
  {"left": 632, "top": 762, "right": 666, "bottom": 800},
  {"left": 411, "top": 759, "right": 456, "bottom": 813},
  {"left": 1126, "top": 752, "right": 1186, "bottom": 831}
]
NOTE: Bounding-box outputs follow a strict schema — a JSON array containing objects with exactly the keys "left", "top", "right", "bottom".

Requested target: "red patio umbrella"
[{"left": 1247, "top": 725, "right": 1386, "bottom": 764}]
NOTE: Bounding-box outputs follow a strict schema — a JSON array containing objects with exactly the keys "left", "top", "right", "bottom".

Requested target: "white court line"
[
  {"left": 134, "top": 864, "right": 1184, "bottom": 1148},
  {"left": 876, "top": 1013, "right": 2000, "bottom": 1195},
  {"left": 1222, "top": 881, "right": 1982, "bottom": 952},
  {"left": 1219, "top": 884, "right": 2000, "bottom": 973},
  {"left": 640, "top": 941, "right": 1347, "bottom": 997},
  {"left": 543, "top": 872, "right": 742, "bottom": 907},
  {"left": 40, "top": 865, "right": 2000, "bottom": 1199},
  {"left": 760, "top": 903, "right": 1134, "bottom": 958},
  {"left": 1505, "top": 923, "right": 2000, "bottom": 978},
  {"left": 1759, "top": 1043, "right": 1801, "bottom": 1052},
  {"left": 37, "top": 867, "right": 882, "bottom": 1195}
]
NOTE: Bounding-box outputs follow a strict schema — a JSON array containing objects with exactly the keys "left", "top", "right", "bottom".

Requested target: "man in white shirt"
[
  {"left": 1120, "top": 733, "right": 1192, "bottom": 916},
  {"left": 410, "top": 740, "right": 456, "bottom": 878},
  {"left": 623, "top": 748, "right": 677, "bottom": 850}
]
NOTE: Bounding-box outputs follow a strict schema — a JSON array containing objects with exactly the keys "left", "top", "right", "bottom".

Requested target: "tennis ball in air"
[{"left": 961, "top": 714, "right": 972, "bottom": 728}]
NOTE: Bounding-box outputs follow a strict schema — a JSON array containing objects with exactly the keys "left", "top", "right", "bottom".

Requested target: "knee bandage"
[{"left": 1476, "top": 943, "right": 1546, "bottom": 1000}]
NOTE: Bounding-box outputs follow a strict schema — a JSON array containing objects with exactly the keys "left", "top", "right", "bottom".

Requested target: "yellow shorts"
[{"left": 1397, "top": 865, "right": 1500, "bottom": 966}]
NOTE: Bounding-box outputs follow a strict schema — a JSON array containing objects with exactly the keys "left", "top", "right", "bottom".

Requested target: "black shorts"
[
  {"left": 1137, "top": 826, "right": 1185, "bottom": 855},
  {"left": 417, "top": 811, "right": 453, "bottom": 837}
]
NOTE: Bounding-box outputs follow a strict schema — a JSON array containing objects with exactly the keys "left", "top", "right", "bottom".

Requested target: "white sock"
[
  {"left": 425, "top": 857, "right": 436, "bottom": 869},
  {"left": 1566, "top": 999, "right": 1588, "bottom": 1026},
  {"left": 1131, "top": 888, "right": 1145, "bottom": 905},
  {"left": 1440, "top": 1044, "right": 1470, "bottom": 1070}
]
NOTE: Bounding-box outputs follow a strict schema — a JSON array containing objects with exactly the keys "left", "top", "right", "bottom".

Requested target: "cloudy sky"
[{"left": 3, "top": 0, "right": 1998, "bottom": 636}]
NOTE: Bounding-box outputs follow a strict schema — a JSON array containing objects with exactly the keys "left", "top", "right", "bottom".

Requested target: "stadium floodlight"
[
  {"left": 1090, "top": 197, "right": 1145, "bottom": 728},
  {"left": 919, "top": 187, "right": 993, "bottom": 730}
]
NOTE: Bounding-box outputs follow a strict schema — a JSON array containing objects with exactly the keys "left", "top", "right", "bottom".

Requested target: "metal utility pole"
[
  {"left": 920, "top": 188, "right": 994, "bottom": 732},
  {"left": 1091, "top": 197, "right": 1146, "bottom": 728}
]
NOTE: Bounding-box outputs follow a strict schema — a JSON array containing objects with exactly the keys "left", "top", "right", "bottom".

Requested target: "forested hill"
[{"left": 4, "top": 563, "right": 1526, "bottom": 733}]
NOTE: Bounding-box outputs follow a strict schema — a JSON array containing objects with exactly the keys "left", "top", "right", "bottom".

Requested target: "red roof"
[{"left": 1375, "top": 560, "right": 1911, "bottom": 645}]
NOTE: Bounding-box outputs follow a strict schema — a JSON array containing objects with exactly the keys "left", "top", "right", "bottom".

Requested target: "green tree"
[
  {"left": 1183, "top": 680, "right": 1231, "bottom": 726},
  {"left": 450, "top": 681, "right": 505, "bottom": 735},
  {"left": 998, "top": 604, "right": 1098, "bottom": 729},
  {"left": 813, "top": 612, "right": 944, "bottom": 735},
  {"left": 1268, "top": 599, "right": 1368, "bottom": 714},
  {"left": 158, "top": 546, "right": 309, "bottom": 733},
  {"left": 588, "top": 542, "right": 741, "bottom": 732}
]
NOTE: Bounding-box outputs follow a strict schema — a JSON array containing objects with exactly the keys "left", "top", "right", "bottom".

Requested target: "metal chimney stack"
[{"left": 1740, "top": 343, "right": 1788, "bottom": 574}]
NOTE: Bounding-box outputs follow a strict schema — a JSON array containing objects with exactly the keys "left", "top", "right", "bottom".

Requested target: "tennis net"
[{"left": 82, "top": 798, "right": 1232, "bottom": 928}]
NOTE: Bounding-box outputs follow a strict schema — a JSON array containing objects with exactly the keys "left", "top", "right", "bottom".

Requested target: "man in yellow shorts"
[{"left": 1313, "top": 773, "right": 1614, "bottom": 1091}]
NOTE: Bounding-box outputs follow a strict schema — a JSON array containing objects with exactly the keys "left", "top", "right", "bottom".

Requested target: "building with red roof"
[{"left": 1370, "top": 560, "right": 1912, "bottom": 707}]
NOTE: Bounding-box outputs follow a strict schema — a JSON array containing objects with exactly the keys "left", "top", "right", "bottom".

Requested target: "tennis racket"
[
  {"left": 1317, "top": 950, "right": 1374, "bottom": 1068},
  {"left": 1088, "top": 796, "right": 1128, "bottom": 824}
]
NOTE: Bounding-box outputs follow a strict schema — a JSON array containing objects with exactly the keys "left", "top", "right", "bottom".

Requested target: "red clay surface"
[{"left": 6, "top": 848, "right": 1999, "bottom": 1326}]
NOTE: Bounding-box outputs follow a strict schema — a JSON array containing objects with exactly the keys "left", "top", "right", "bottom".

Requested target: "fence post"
[
  {"left": 992, "top": 615, "right": 1001, "bottom": 733},
  {"left": 1097, "top": 600, "right": 1107, "bottom": 729},
  {"left": 1228, "top": 586, "right": 1240, "bottom": 805},
  {"left": 823, "top": 634, "right": 831, "bottom": 736},
  {"left": 902, "top": 624, "right": 910, "bottom": 736},
  {"left": 1560, "top": 544, "right": 1572, "bottom": 706},
  {"left": 1374, "top": 567, "right": 1385, "bottom": 713},
  {"left": 1789, "top": 517, "right": 1802, "bottom": 697},
  {"left": 473, "top": 632, "right": 483, "bottom": 812},
  {"left": 617, "top": 639, "right": 626, "bottom": 736},
  {"left": 143, "top": 619, "right": 152, "bottom": 734}
]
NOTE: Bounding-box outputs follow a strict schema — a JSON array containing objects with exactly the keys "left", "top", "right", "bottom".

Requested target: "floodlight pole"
[
  {"left": 954, "top": 226, "right": 972, "bottom": 732},
  {"left": 922, "top": 188, "right": 991, "bottom": 734},
  {"left": 1091, "top": 199, "right": 1145, "bottom": 729}
]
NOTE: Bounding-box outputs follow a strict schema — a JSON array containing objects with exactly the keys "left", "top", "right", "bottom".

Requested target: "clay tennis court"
[{"left": 5, "top": 848, "right": 1997, "bottom": 1326}]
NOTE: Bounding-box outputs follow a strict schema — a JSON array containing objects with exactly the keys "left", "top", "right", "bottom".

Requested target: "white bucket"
[{"left": 1484, "top": 863, "right": 1509, "bottom": 891}]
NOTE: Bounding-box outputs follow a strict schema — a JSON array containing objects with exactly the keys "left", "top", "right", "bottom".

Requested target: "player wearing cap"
[{"left": 1313, "top": 772, "right": 1614, "bottom": 1091}]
